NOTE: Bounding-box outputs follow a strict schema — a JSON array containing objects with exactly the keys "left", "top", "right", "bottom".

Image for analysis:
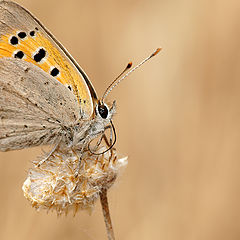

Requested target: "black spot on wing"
[
  {"left": 29, "top": 30, "right": 35, "bottom": 37},
  {"left": 33, "top": 48, "right": 46, "bottom": 62},
  {"left": 50, "top": 67, "right": 60, "bottom": 77},
  {"left": 24, "top": 67, "right": 30, "bottom": 73},
  {"left": 18, "top": 32, "right": 27, "bottom": 39},
  {"left": 14, "top": 51, "right": 24, "bottom": 59},
  {"left": 10, "top": 36, "right": 18, "bottom": 45}
]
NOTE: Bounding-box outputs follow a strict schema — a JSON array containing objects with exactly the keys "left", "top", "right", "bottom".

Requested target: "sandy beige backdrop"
[{"left": 0, "top": 0, "right": 240, "bottom": 239}]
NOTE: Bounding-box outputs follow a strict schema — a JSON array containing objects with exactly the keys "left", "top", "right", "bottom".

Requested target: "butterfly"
[
  {"left": 0, "top": 0, "right": 118, "bottom": 155},
  {"left": 0, "top": 0, "right": 160, "bottom": 157},
  {"left": 0, "top": 1, "right": 160, "bottom": 239}
]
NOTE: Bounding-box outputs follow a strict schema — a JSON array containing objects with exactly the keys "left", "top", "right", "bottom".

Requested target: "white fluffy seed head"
[{"left": 22, "top": 147, "right": 128, "bottom": 215}]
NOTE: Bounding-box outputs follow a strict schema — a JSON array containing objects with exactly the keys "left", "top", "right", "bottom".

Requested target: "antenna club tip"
[
  {"left": 152, "top": 48, "right": 162, "bottom": 57},
  {"left": 127, "top": 62, "right": 132, "bottom": 68}
]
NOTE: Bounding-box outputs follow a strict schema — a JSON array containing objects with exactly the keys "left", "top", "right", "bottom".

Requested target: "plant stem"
[{"left": 100, "top": 189, "right": 115, "bottom": 240}]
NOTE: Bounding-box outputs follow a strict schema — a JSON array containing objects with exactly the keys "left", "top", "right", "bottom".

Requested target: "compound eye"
[{"left": 98, "top": 104, "right": 108, "bottom": 119}]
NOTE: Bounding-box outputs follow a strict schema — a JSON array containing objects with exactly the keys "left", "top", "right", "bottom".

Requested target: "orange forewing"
[{"left": 0, "top": 30, "right": 93, "bottom": 118}]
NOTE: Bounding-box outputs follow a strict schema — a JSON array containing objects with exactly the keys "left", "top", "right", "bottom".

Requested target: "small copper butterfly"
[{"left": 0, "top": 1, "right": 160, "bottom": 239}]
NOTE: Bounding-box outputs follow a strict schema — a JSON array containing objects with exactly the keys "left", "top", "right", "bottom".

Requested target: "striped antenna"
[{"left": 101, "top": 48, "right": 161, "bottom": 103}]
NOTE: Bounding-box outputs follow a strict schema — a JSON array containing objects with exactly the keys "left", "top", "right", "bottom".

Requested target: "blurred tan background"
[{"left": 0, "top": 0, "right": 240, "bottom": 239}]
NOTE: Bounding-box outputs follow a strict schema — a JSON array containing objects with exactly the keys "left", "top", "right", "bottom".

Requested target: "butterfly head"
[
  {"left": 73, "top": 100, "right": 116, "bottom": 147},
  {"left": 96, "top": 100, "right": 116, "bottom": 121},
  {"left": 76, "top": 100, "right": 116, "bottom": 155}
]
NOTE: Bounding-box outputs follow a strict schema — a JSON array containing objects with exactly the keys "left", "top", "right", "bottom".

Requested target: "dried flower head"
[{"left": 22, "top": 146, "right": 127, "bottom": 216}]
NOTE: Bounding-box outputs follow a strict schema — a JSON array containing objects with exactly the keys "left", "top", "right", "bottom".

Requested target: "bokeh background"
[{"left": 0, "top": 0, "right": 240, "bottom": 239}]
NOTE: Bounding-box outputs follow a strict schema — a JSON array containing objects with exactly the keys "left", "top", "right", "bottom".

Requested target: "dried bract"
[{"left": 22, "top": 147, "right": 128, "bottom": 215}]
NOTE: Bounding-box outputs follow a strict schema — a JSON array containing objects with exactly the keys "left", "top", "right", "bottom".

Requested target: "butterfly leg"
[
  {"left": 93, "top": 133, "right": 105, "bottom": 151},
  {"left": 102, "top": 133, "right": 111, "bottom": 147},
  {"left": 37, "top": 139, "right": 61, "bottom": 167},
  {"left": 101, "top": 124, "right": 113, "bottom": 147},
  {"left": 73, "top": 144, "right": 86, "bottom": 177}
]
